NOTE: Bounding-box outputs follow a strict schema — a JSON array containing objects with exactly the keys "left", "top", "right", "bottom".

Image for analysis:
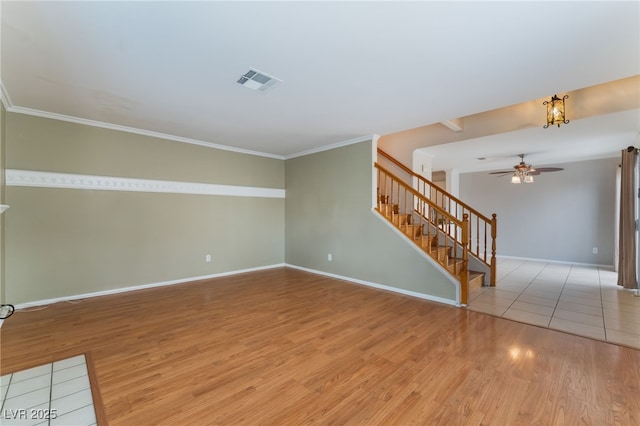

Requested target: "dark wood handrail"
[{"left": 378, "top": 148, "right": 491, "bottom": 223}]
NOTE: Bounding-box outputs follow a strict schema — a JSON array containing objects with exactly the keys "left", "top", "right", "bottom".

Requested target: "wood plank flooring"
[{"left": 1, "top": 268, "right": 639, "bottom": 425}]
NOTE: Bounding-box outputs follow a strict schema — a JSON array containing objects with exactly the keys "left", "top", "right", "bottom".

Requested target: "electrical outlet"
[
  {"left": 205, "top": 254, "right": 211, "bottom": 262},
  {"left": 592, "top": 247, "right": 598, "bottom": 254},
  {"left": 328, "top": 253, "right": 332, "bottom": 261}
]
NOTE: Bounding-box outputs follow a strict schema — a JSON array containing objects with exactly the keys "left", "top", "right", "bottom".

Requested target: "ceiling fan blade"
[
  {"left": 535, "top": 167, "right": 564, "bottom": 173},
  {"left": 488, "top": 171, "right": 511, "bottom": 175}
]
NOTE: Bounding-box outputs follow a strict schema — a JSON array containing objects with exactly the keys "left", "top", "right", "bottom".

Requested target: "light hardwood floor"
[{"left": 2, "top": 268, "right": 639, "bottom": 425}]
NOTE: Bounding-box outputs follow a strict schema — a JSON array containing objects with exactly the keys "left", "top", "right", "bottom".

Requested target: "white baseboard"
[
  {"left": 3, "top": 262, "right": 458, "bottom": 328},
  {"left": 285, "top": 263, "right": 459, "bottom": 307},
  {"left": 11, "top": 264, "right": 286, "bottom": 311},
  {"left": 497, "top": 255, "right": 613, "bottom": 268}
]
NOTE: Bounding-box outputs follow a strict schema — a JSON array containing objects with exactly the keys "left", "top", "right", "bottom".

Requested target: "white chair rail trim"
[{"left": 5, "top": 169, "right": 285, "bottom": 199}]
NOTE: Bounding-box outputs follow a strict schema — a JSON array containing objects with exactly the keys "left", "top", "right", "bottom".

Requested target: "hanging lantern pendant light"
[{"left": 543, "top": 94, "right": 569, "bottom": 128}]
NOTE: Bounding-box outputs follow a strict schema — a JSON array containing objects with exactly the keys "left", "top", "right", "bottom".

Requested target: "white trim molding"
[
  {"left": 12, "top": 264, "right": 286, "bottom": 311},
  {"left": 4, "top": 104, "right": 284, "bottom": 160},
  {"left": 286, "top": 263, "right": 458, "bottom": 307},
  {"left": 496, "top": 254, "right": 612, "bottom": 268},
  {"left": 285, "top": 135, "right": 374, "bottom": 159},
  {"left": 4, "top": 263, "right": 457, "bottom": 324},
  {"left": 6, "top": 169, "right": 285, "bottom": 199}
]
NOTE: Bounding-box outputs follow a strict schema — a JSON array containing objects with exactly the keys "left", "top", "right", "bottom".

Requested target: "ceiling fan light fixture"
[
  {"left": 493, "top": 153, "right": 564, "bottom": 184},
  {"left": 543, "top": 94, "right": 569, "bottom": 128}
]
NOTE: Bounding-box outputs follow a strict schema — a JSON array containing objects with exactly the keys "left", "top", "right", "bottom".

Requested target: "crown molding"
[
  {"left": 2, "top": 80, "right": 375, "bottom": 161},
  {"left": 3, "top": 103, "right": 285, "bottom": 160},
  {"left": 6, "top": 169, "right": 285, "bottom": 199},
  {"left": 285, "top": 135, "right": 375, "bottom": 159}
]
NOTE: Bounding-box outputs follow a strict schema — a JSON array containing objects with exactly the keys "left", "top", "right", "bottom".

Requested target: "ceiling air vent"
[{"left": 236, "top": 68, "right": 282, "bottom": 93}]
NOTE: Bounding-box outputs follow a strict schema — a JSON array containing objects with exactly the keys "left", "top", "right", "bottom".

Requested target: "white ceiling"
[
  {"left": 420, "top": 108, "right": 640, "bottom": 174},
  {"left": 1, "top": 1, "right": 639, "bottom": 159}
]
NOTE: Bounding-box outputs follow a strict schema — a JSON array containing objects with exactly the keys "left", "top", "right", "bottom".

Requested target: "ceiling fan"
[{"left": 489, "top": 154, "right": 564, "bottom": 184}]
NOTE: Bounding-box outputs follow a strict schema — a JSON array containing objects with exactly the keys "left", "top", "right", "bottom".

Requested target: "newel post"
[
  {"left": 490, "top": 213, "right": 497, "bottom": 287},
  {"left": 461, "top": 213, "right": 469, "bottom": 305}
]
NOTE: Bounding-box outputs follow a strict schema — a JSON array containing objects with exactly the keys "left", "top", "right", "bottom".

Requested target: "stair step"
[
  {"left": 377, "top": 203, "right": 486, "bottom": 292},
  {"left": 429, "top": 245, "right": 450, "bottom": 262},
  {"left": 469, "top": 271, "right": 485, "bottom": 289},
  {"left": 378, "top": 203, "right": 398, "bottom": 217},
  {"left": 392, "top": 213, "right": 411, "bottom": 226},
  {"left": 402, "top": 223, "right": 423, "bottom": 238},
  {"left": 415, "top": 234, "right": 437, "bottom": 250},
  {"left": 446, "top": 258, "right": 464, "bottom": 275}
]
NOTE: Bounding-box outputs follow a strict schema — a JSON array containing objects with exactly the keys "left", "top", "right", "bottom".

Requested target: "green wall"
[
  {"left": 1, "top": 105, "right": 5, "bottom": 303},
  {"left": 4, "top": 113, "right": 285, "bottom": 304},
  {"left": 284, "top": 140, "right": 457, "bottom": 302},
  {"left": 4, "top": 113, "right": 455, "bottom": 305}
]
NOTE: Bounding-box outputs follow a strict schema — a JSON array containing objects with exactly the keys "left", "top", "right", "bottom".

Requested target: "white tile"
[
  {"left": 516, "top": 294, "right": 558, "bottom": 308},
  {"left": 468, "top": 286, "right": 489, "bottom": 302},
  {"left": 606, "top": 329, "right": 640, "bottom": 349},
  {"left": 509, "top": 301, "right": 555, "bottom": 317},
  {"left": 503, "top": 309, "right": 551, "bottom": 327},
  {"left": 10, "top": 365, "right": 51, "bottom": 384},
  {"left": 600, "top": 290, "right": 640, "bottom": 303},
  {"left": 53, "top": 355, "right": 86, "bottom": 372},
  {"left": 470, "top": 292, "right": 516, "bottom": 308},
  {"left": 489, "top": 285, "right": 524, "bottom": 295},
  {"left": 549, "top": 317, "right": 606, "bottom": 340},
  {"left": 553, "top": 309, "right": 604, "bottom": 327},
  {"left": 522, "top": 291, "right": 562, "bottom": 302},
  {"left": 0, "top": 402, "right": 50, "bottom": 426},
  {"left": 51, "top": 375, "right": 90, "bottom": 400},
  {"left": 1, "top": 356, "right": 97, "bottom": 426},
  {"left": 5, "top": 374, "right": 51, "bottom": 399},
  {"left": 466, "top": 302, "right": 508, "bottom": 317},
  {"left": 603, "top": 316, "right": 640, "bottom": 333},
  {"left": 555, "top": 300, "right": 603, "bottom": 317},
  {"left": 478, "top": 288, "right": 519, "bottom": 300},
  {"left": 51, "top": 388, "right": 94, "bottom": 417},
  {"left": 560, "top": 291, "right": 602, "bottom": 307},
  {"left": 526, "top": 285, "right": 563, "bottom": 293},
  {"left": 50, "top": 404, "right": 96, "bottom": 426},
  {"left": 1, "top": 373, "right": 12, "bottom": 387},
  {"left": 562, "top": 285, "right": 601, "bottom": 296},
  {"left": 602, "top": 305, "right": 640, "bottom": 322},
  {"left": 52, "top": 363, "right": 88, "bottom": 385},
  {"left": 2, "top": 388, "right": 51, "bottom": 413},
  {"left": 1, "top": 383, "right": 9, "bottom": 401},
  {"left": 498, "top": 278, "right": 533, "bottom": 286},
  {"left": 602, "top": 298, "right": 640, "bottom": 312}
]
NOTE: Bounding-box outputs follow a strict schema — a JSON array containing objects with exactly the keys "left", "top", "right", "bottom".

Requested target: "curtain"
[{"left": 617, "top": 147, "right": 638, "bottom": 289}]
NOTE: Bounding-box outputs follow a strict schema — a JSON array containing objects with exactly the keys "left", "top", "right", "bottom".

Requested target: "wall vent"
[{"left": 236, "top": 68, "right": 282, "bottom": 93}]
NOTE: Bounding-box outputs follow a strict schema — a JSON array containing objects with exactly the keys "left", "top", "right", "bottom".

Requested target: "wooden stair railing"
[
  {"left": 375, "top": 162, "right": 475, "bottom": 305},
  {"left": 378, "top": 148, "right": 497, "bottom": 287}
]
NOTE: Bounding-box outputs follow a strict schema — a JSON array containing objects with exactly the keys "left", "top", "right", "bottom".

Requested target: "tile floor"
[
  {"left": 0, "top": 354, "right": 97, "bottom": 426},
  {"left": 467, "top": 258, "right": 640, "bottom": 349}
]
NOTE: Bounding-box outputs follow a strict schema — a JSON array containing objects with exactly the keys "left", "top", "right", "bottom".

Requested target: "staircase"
[{"left": 375, "top": 149, "right": 497, "bottom": 305}]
